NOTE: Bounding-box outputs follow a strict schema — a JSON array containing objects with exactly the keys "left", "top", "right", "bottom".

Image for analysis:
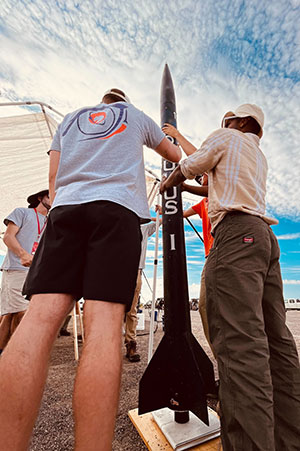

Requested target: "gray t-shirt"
[
  {"left": 1, "top": 208, "right": 47, "bottom": 271},
  {"left": 50, "top": 102, "right": 165, "bottom": 222},
  {"left": 139, "top": 222, "right": 157, "bottom": 269}
]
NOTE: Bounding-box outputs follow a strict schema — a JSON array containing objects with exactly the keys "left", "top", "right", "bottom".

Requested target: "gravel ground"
[{"left": 29, "top": 310, "right": 300, "bottom": 450}]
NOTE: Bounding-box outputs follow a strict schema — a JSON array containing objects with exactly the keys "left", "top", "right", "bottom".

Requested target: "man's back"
[{"left": 51, "top": 102, "right": 165, "bottom": 222}]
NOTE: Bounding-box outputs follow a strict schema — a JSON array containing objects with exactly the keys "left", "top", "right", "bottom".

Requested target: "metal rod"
[
  {"left": 142, "top": 270, "right": 153, "bottom": 294},
  {"left": 0, "top": 101, "right": 64, "bottom": 117},
  {"left": 145, "top": 167, "right": 160, "bottom": 181},
  {"left": 41, "top": 104, "right": 54, "bottom": 139},
  {"left": 77, "top": 302, "right": 85, "bottom": 343},
  {"left": 147, "top": 180, "right": 159, "bottom": 205},
  {"left": 72, "top": 304, "right": 79, "bottom": 361},
  {"left": 148, "top": 182, "right": 159, "bottom": 208},
  {"left": 185, "top": 217, "right": 204, "bottom": 243},
  {"left": 147, "top": 192, "right": 161, "bottom": 363}
]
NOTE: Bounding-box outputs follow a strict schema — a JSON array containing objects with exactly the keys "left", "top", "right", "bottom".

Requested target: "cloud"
[
  {"left": 283, "top": 279, "right": 300, "bottom": 285},
  {"left": 145, "top": 249, "right": 163, "bottom": 260},
  {"left": 140, "top": 276, "right": 202, "bottom": 300},
  {"left": 0, "top": 0, "right": 299, "bottom": 220},
  {"left": 186, "top": 283, "right": 202, "bottom": 298},
  {"left": 277, "top": 233, "right": 300, "bottom": 240}
]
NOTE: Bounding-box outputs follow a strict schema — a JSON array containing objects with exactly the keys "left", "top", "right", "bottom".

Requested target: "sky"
[{"left": 0, "top": 0, "right": 299, "bottom": 299}]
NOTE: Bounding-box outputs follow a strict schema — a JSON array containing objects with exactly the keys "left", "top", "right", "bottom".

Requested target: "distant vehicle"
[{"left": 285, "top": 298, "right": 300, "bottom": 311}]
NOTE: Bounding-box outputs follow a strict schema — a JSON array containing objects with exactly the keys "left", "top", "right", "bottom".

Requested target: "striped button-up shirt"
[{"left": 180, "top": 128, "right": 278, "bottom": 232}]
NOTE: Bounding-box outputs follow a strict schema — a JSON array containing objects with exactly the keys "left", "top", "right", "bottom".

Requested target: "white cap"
[
  {"left": 234, "top": 104, "right": 264, "bottom": 136},
  {"left": 103, "top": 89, "right": 131, "bottom": 103}
]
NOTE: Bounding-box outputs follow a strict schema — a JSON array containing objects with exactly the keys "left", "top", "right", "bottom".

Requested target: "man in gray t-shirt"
[
  {"left": 0, "top": 88, "right": 181, "bottom": 450},
  {"left": 0, "top": 190, "right": 49, "bottom": 354}
]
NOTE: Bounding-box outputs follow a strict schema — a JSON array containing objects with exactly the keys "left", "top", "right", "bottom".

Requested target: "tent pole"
[
  {"left": 72, "top": 304, "right": 79, "bottom": 361},
  {"left": 0, "top": 101, "right": 64, "bottom": 117},
  {"left": 148, "top": 182, "right": 159, "bottom": 208},
  {"left": 142, "top": 270, "right": 153, "bottom": 294},
  {"left": 77, "top": 302, "right": 85, "bottom": 343},
  {"left": 40, "top": 104, "right": 54, "bottom": 139},
  {"left": 147, "top": 192, "right": 161, "bottom": 363},
  {"left": 147, "top": 180, "right": 158, "bottom": 203},
  {"left": 145, "top": 167, "right": 160, "bottom": 181}
]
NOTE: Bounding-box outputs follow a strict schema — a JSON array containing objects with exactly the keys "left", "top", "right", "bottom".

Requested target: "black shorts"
[{"left": 23, "top": 201, "right": 142, "bottom": 312}]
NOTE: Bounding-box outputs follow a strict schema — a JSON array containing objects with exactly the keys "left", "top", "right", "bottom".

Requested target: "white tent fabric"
[
  {"left": 0, "top": 112, "right": 58, "bottom": 252},
  {"left": 0, "top": 108, "right": 158, "bottom": 253}
]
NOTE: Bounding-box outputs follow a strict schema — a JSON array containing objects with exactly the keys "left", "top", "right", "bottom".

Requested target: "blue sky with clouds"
[{"left": 0, "top": 0, "right": 299, "bottom": 298}]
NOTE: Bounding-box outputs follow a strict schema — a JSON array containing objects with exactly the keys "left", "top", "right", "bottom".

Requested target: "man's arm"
[
  {"left": 183, "top": 207, "right": 197, "bottom": 218},
  {"left": 180, "top": 129, "right": 228, "bottom": 180},
  {"left": 160, "top": 166, "right": 186, "bottom": 193},
  {"left": 162, "top": 124, "right": 197, "bottom": 156},
  {"left": 150, "top": 217, "right": 163, "bottom": 225},
  {"left": 182, "top": 182, "right": 208, "bottom": 197},
  {"left": 154, "top": 137, "right": 181, "bottom": 162},
  {"left": 3, "top": 223, "right": 33, "bottom": 267},
  {"left": 149, "top": 205, "right": 163, "bottom": 226},
  {"left": 49, "top": 150, "right": 61, "bottom": 205}
]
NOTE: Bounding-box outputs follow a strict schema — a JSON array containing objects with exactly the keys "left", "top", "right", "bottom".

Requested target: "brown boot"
[{"left": 125, "top": 340, "right": 140, "bottom": 362}]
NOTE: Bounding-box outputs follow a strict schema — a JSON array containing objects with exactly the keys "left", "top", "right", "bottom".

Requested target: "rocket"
[{"left": 138, "top": 64, "right": 216, "bottom": 425}]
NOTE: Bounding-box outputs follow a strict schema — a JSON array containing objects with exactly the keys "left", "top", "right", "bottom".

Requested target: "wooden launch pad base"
[{"left": 128, "top": 408, "right": 222, "bottom": 451}]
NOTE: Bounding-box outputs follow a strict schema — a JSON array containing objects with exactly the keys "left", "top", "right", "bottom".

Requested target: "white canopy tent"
[{"left": 0, "top": 102, "right": 63, "bottom": 252}]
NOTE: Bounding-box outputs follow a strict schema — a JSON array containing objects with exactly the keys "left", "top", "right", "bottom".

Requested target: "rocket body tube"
[{"left": 138, "top": 64, "right": 216, "bottom": 425}]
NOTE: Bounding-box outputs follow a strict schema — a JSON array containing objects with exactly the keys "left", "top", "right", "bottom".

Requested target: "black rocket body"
[{"left": 139, "top": 64, "right": 216, "bottom": 425}]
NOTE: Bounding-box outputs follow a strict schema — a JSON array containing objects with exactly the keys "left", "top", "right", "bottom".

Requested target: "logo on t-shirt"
[
  {"left": 243, "top": 236, "right": 254, "bottom": 244},
  {"left": 62, "top": 103, "right": 128, "bottom": 141}
]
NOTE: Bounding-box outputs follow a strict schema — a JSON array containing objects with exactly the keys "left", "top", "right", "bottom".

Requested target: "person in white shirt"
[{"left": 0, "top": 190, "right": 49, "bottom": 354}]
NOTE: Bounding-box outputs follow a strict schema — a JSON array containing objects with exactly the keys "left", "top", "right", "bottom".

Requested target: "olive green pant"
[
  {"left": 206, "top": 213, "right": 300, "bottom": 451},
  {"left": 199, "top": 261, "right": 216, "bottom": 358}
]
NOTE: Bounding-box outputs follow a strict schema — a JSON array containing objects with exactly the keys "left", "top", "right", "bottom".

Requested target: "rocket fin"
[
  {"left": 190, "top": 334, "right": 217, "bottom": 396},
  {"left": 139, "top": 333, "right": 215, "bottom": 425}
]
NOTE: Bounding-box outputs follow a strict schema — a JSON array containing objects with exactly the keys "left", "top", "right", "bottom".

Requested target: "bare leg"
[
  {"left": 10, "top": 310, "right": 26, "bottom": 335},
  {"left": 0, "top": 293, "right": 74, "bottom": 451},
  {"left": 0, "top": 313, "right": 13, "bottom": 350},
  {"left": 73, "top": 300, "right": 125, "bottom": 451}
]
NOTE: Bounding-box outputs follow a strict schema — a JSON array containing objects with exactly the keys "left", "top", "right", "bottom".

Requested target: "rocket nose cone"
[
  {"left": 160, "top": 64, "right": 176, "bottom": 122},
  {"left": 162, "top": 63, "right": 171, "bottom": 82},
  {"left": 161, "top": 64, "right": 174, "bottom": 91}
]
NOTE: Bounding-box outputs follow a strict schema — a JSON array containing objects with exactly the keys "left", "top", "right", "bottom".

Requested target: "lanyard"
[{"left": 34, "top": 208, "right": 47, "bottom": 238}]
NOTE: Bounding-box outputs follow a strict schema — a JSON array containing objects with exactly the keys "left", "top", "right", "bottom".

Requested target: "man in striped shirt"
[{"left": 161, "top": 104, "right": 300, "bottom": 451}]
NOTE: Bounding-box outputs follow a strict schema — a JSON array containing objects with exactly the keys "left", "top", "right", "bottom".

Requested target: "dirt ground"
[{"left": 29, "top": 310, "right": 300, "bottom": 450}]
